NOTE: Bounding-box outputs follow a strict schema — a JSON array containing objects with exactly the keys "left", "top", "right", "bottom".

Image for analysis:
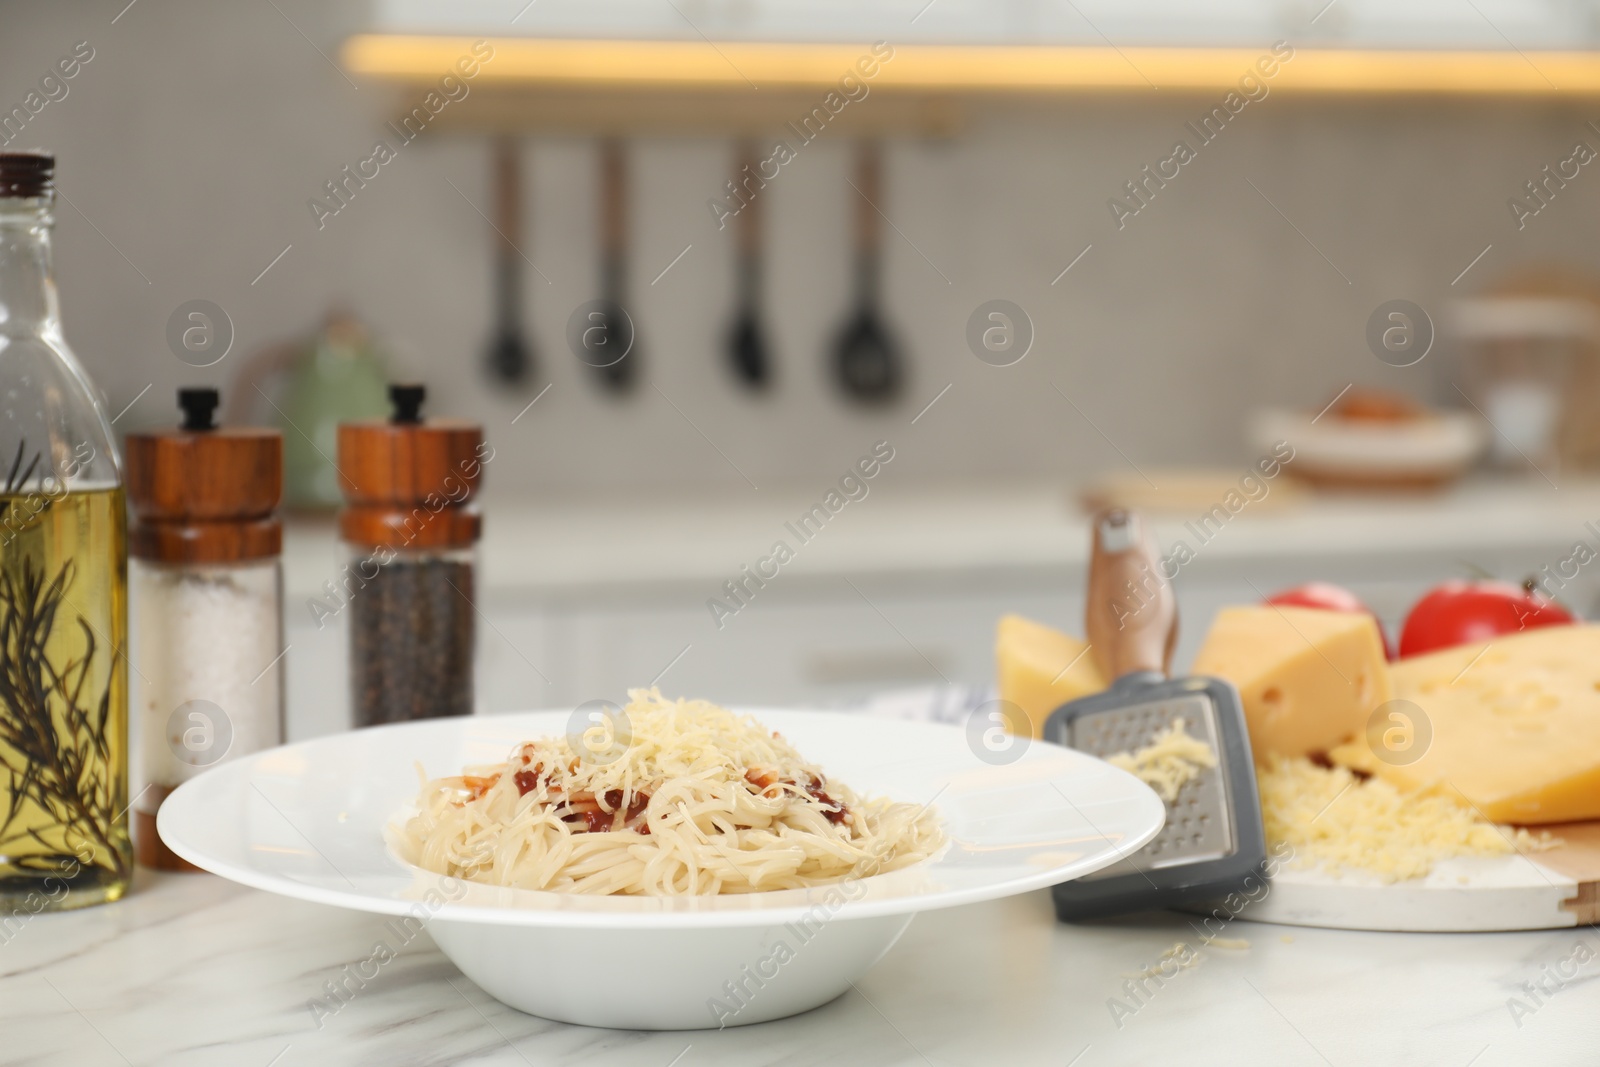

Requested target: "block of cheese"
[
  {"left": 1331, "top": 624, "right": 1600, "bottom": 825},
  {"left": 995, "top": 614, "right": 1107, "bottom": 738},
  {"left": 1191, "top": 605, "right": 1392, "bottom": 759}
]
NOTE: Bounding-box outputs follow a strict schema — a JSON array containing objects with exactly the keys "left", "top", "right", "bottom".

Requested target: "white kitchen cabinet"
[
  {"left": 541, "top": 581, "right": 1084, "bottom": 708},
  {"left": 288, "top": 598, "right": 562, "bottom": 735},
  {"left": 284, "top": 610, "right": 350, "bottom": 740},
  {"left": 475, "top": 602, "right": 561, "bottom": 712},
  {"left": 280, "top": 481, "right": 1600, "bottom": 731},
  {"left": 513, "top": 547, "right": 1600, "bottom": 714}
]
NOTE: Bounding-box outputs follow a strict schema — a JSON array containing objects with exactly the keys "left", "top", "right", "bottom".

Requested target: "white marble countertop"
[
  {"left": 73, "top": 478, "right": 1597, "bottom": 1064},
  {"left": 284, "top": 477, "right": 1600, "bottom": 602},
  {"left": 6, "top": 868, "right": 1596, "bottom": 1067}
]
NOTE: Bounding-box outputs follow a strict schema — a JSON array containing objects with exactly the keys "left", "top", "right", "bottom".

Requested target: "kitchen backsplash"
[{"left": 8, "top": 0, "right": 1600, "bottom": 495}]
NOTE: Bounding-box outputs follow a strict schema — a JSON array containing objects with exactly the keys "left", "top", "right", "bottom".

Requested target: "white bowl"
[
  {"left": 1251, "top": 406, "right": 1487, "bottom": 486},
  {"left": 158, "top": 709, "right": 1163, "bottom": 1030}
]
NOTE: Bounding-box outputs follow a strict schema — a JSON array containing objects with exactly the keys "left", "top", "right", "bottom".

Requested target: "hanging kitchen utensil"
[
  {"left": 727, "top": 141, "right": 772, "bottom": 390},
  {"left": 484, "top": 138, "right": 533, "bottom": 386},
  {"left": 592, "top": 138, "right": 639, "bottom": 394},
  {"left": 831, "top": 141, "right": 902, "bottom": 404},
  {"left": 1045, "top": 509, "right": 1267, "bottom": 921}
]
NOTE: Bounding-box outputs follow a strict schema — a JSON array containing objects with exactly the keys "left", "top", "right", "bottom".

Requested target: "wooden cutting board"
[{"left": 1218, "top": 821, "right": 1600, "bottom": 933}]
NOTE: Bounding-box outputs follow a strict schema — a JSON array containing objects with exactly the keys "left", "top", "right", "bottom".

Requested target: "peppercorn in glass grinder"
[
  {"left": 0, "top": 151, "right": 131, "bottom": 908},
  {"left": 339, "top": 384, "right": 485, "bottom": 727},
  {"left": 127, "top": 388, "right": 285, "bottom": 870}
]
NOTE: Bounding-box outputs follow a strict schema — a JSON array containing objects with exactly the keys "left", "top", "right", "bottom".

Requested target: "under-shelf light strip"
[{"left": 342, "top": 35, "right": 1600, "bottom": 95}]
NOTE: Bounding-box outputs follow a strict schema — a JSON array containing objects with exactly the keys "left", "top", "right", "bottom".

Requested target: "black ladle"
[
  {"left": 727, "top": 143, "right": 772, "bottom": 389},
  {"left": 832, "top": 141, "right": 902, "bottom": 404},
  {"left": 485, "top": 138, "right": 533, "bottom": 386},
  {"left": 594, "top": 139, "right": 639, "bottom": 394}
]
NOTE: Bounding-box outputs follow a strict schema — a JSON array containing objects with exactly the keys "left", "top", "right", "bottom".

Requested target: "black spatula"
[
  {"left": 594, "top": 138, "right": 639, "bottom": 395},
  {"left": 485, "top": 138, "right": 533, "bottom": 386},
  {"left": 727, "top": 142, "right": 771, "bottom": 390}
]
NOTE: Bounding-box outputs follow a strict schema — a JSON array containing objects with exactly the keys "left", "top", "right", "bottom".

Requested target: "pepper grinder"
[
  {"left": 338, "top": 384, "right": 485, "bottom": 727},
  {"left": 127, "top": 388, "right": 285, "bottom": 870}
]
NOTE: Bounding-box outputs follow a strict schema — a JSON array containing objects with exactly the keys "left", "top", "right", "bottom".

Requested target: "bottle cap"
[
  {"left": 126, "top": 388, "right": 284, "bottom": 563},
  {"left": 337, "top": 384, "right": 483, "bottom": 551},
  {"left": 0, "top": 151, "right": 53, "bottom": 199}
]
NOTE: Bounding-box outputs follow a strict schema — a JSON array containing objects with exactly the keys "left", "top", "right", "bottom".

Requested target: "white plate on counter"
[{"left": 158, "top": 709, "right": 1165, "bottom": 1029}]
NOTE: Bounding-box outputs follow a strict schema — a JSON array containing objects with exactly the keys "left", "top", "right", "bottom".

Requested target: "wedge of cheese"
[
  {"left": 1191, "top": 605, "right": 1392, "bottom": 759},
  {"left": 1331, "top": 624, "right": 1600, "bottom": 825},
  {"left": 995, "top": 614, "right": 1107, "bottom": 738}
]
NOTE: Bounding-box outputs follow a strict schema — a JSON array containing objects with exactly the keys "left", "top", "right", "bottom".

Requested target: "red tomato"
[
  {"left": 1266, "top": 582, "right": 1394, "bottom": 660},
  {"left": 1398, "top": 580, "right": 1576, "bottom": 659}
]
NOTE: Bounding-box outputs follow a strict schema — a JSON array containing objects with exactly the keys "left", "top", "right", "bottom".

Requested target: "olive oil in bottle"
[
  {"left": 0, "top": 487, "right": 129, "bottom": 906},
  {"left": 0, "top": 152, "right": 130, "bottom": 911}
]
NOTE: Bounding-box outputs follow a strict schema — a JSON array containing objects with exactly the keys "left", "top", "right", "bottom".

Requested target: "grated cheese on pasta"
[{"left": 396, "top": 688, "right": 944, "bottom": 896}]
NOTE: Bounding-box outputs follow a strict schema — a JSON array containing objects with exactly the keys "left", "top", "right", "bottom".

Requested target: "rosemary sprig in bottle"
[{"left": 0, "top": 441, "right": 126, "bottom": 880}]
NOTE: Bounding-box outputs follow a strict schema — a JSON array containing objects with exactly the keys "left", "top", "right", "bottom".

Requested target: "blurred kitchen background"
[{"left": 11, "top": 0, "right": 1600, "bottom": 732}]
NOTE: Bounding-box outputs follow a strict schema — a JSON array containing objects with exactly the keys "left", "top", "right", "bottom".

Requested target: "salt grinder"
[{"left": 128, "top": 388, "right": 285, "bottom": 870}]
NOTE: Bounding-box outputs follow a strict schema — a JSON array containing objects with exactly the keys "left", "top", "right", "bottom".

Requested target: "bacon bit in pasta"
[
  {"left": 513, "top": 767, "right": 543, "bottom": 795},
  {"left": 555, "top": 789, "right": 652, "bottom": 834},
  {"left": 805, "top": 774, "right": 850, "bottom": 825},
  {"left": 565, "top": 809, "right": 612, "bottom": 833},
  {"left": 744, "top": 768, "right": 848, "bottom": 823},
  {"left": 461, "top": 774, "right": 500, "bottom": 801},
  {"left": 625, "top": 797, "right": 651, "bottom": 834}
]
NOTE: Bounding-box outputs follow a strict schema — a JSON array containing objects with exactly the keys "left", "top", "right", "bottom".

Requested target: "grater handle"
[{"left": 1085, "top": 508, "right": 1178, "bottom": 680}]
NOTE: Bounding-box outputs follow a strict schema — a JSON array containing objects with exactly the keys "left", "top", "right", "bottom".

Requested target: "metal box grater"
[
  {"left": 1044, "top": 508, "right": 1267, "bottom": 922},
  {"left": 1070, "top": 692, "right": 1235, "bottom": 874},
  {"left": 1046, "top": 675, "right": 1265, "bottom": 920}
]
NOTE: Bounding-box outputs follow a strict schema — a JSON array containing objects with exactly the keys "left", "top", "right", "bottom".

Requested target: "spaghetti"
[{"left": 396, "top": 689, "right": 944, "bottom": 895}]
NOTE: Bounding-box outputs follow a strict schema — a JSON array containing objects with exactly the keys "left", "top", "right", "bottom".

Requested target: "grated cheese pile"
[
  {"left": 1257, "top": 756, "right": 1558, "bottom": 883},
  {"left": 524, "top": 688, "right": 821, "bottom": 804},
  {"left": 1107, "top": 719, "right": 1217, "bottom": 803}
]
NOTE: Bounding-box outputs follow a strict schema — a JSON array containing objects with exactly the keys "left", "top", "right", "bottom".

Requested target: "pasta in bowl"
[
  {"left": 398, "top": 690, "right": 944, "bottom": 896},
  {"left": 158, "top": 697, "right": 1163, "bottom": 1029}
]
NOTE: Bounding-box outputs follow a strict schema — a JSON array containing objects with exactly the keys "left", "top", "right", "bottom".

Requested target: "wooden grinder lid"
[
  {"left": 126, "top": 389, "right": 283, "bottom": 564},
  {"left": 337, "top": 384, "right": 483, "bottom": 551}
]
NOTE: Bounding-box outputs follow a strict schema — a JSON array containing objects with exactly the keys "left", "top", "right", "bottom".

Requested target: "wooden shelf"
[{"left": 343, "top": 35, "right": 1600, "bottom": 97}]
